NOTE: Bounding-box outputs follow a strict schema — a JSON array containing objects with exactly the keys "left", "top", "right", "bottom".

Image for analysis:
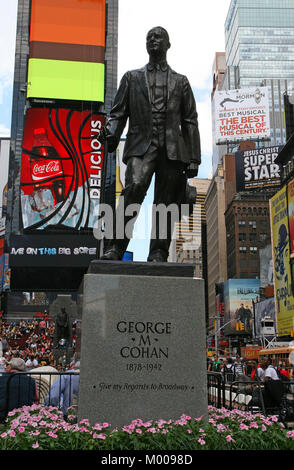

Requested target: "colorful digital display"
[
  {"left": 20, "top": 107, "right": 105, "bottom": 230},
  {"left": 270, "top": 186, "right": 294, "bottom": 336},
  {"left": 223, "top": 279, "right": 260, "bottom": 336},
  {"left": 27, "top": 0, "right": 106, "bottom": 102}
]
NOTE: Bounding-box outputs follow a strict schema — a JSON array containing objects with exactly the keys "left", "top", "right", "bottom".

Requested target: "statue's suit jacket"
[{"left": 106, "top": 65, "right": 201, "bottom": 166}]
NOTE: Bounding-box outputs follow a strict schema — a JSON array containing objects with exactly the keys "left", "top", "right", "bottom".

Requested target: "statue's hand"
[
  {"left": 186, "top": 162, "right": 198, "bottom": 178},
  {"left": 98, "top": 127, "right": 118, "bottom": 153}
]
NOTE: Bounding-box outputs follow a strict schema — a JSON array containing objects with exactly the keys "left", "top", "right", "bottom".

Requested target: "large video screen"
[
  {"left": 20, "top": 107, "right": 105, "bottom": 231},
  {"left": 27, "top": 0, "right": 105, "bottom": 102},
  {"left": 223, "top": 278, "right": 260, "bottom": 336}
]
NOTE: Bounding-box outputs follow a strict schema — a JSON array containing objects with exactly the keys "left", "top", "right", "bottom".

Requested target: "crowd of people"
[
  {"left": 0, "top": 319, "right": 56, "bottom": 372},
  {"left": 0, "top": 318, "right": 79, "bottom": 373},
  {"left": 0, "top": 317, "right": 80, "bottom": 420},
  {"left": 207, "top": 353, "right": 294, "bottom": 382},
  {"left": 208, "top": 353, "right": 294, "bottom": 412}
]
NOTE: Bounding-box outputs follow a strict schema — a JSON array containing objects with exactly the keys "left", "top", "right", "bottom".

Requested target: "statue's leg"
[
  {"left": 148, "top": 156, "right": 186, "bottom": 262},
  {"left": 101, "top": 153, "right": 156, "bottom": 259}
]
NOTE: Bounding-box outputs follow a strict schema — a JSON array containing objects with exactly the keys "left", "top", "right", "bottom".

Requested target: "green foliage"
[{"left": 0, "top": 405, "right": 293, "bottom": 450}]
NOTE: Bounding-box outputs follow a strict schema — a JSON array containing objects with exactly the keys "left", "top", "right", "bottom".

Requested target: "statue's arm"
[
  {"left": 181, "top": 76, "right": 201, "bottom": 174},
  {"left": 104, "top": 72, "right": 130, "bottom": 153}
]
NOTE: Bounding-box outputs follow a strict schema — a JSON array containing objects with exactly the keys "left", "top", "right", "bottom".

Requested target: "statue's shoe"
[
  {"left": 147, "top": 252, "right": 167, "bottom": 262},
  {"left": 100, "top": 248, "right": 123, "bottom": 261}
]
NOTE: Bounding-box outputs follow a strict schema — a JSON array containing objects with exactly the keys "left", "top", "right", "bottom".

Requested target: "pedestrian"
[
  {"left": 233, "top": 355, "right": 245, "bottom": 378},
  {"left": 44, "top": 361, "right": 80, "bottom": 417},
  {"left": 0, "top": 358, "right": 38, "bottom": 421},
  {"left": 221, "top": 357, "right": 234, "bottom": 382}
]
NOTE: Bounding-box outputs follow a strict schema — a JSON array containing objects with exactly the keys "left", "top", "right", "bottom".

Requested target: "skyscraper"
[
  {"left": 5, "top": 0, "right": 118, "bottom": 294},
  {"left": 224, "top": 0, "right": 294, "bottom": 145}
]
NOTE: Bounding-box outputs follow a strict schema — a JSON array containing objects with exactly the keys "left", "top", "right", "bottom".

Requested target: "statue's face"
[{"left": 146, "top": 27, "right": 169, "bottom": 57}]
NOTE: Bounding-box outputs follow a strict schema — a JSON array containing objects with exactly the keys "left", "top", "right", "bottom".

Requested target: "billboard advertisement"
[
  {"left": 223, "top": 279, "right": 260, "bottom": 336},
  {"left": 214, "top": 87, "right": 271, "bottom": 144},
  {"left": 20, "top": 107, "right": 105, "bottom": 230},
  {"left": 254, "top": 297, "right": 276, "bottom": 339},
  {"left": 270, "top": 186, "right": 294, "bottom": 336},
  {"left": 259, "top": 244, "right": 274, "bottom": 288},
  {"left": 27, "top": 0, "right": 105, "bottom": 102},
  {"left": 287, "top": 179, "right": 294, "bottom": 259},
  {"left": 235, "top": 146, "right": 282, "bottom": 191},
  {"left": 9, "top": 234, "right": 98, "bottom": 268}
]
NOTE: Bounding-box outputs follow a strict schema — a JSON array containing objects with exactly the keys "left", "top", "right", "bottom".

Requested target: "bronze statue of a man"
[
  {"left": 100, "top": 26, "right": 201, "bottom": 262},
  {"left": 56, "top": 307, "right": 69, "bottom": 344}
]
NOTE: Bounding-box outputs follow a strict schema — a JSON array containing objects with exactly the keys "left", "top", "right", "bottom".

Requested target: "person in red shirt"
[{"left": 278, "top": 360, "right": 290, "bottom": 379}]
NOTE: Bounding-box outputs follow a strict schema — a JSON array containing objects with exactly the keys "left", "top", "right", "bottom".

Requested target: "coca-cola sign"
[
  {"left": 20, "top": 107, "right": 105, "bottom": 231},
  {"left": 32, "top": 160, "right": 62, "bottom": 181}
]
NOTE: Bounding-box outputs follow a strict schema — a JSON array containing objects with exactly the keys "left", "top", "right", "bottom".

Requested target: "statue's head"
[{"left": 146, "top": 26, "right": 170, "bottom": 58}]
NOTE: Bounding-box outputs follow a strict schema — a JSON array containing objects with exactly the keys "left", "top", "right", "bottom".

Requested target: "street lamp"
[{"left": 214, "top": 317, "right": 235, "bottom": 356}]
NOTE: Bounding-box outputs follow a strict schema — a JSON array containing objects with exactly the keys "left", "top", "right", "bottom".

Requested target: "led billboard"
[
  {"left": 20, "top": 107, "right": 105, "bottom": 230},
  {"left": 270, "top": 186, "right": 294, "bottom": 336},
  {"left": 27, "top": 0, "right": 106, "bottom": 102},
  {"left": 223, "top": 279, "right": 260, "bottom": 336},
  {"left": 235, "top": 145, "right": 282, "bottom": 191},
  {"left": 214, "top": 87, "right": 271, "bottom": 144}
]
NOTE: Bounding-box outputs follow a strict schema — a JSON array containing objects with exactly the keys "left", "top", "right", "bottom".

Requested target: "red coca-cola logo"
[{"left": 32, "top": 160, "right": 62, "bottom": 181}]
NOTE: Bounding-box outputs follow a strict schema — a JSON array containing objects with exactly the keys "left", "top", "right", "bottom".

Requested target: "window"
[
  {"left": 249, "top": 233, "right": 257, "bottom": 241},
  {"left": 250, "top": 246, "right": 258, "bottom": 254},
  {"left": 238, "top": 220, "right": 246, "bottom": 227},
  {"left": 260, "top": 233, "right": 268, "bottom": 242},
  {"left": 249, "top": 221, "right": 257, "bottom": 229},
  {"left": 239, "top": 233, "right": 246, "bottom": 241},
  {"left": 239, "top": 246, "right": 247, "bottom": 253}
]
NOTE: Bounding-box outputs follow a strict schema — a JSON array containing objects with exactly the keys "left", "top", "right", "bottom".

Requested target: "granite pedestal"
[{"left": 78, "top": 261, "right": 207, "bottom": 428}]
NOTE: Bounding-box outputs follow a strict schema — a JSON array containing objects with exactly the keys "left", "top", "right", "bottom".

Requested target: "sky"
[{"left": 0, "top": 0, "right": 232, "bottom": 260}]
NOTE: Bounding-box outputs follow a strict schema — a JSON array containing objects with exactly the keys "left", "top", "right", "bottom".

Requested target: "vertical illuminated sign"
[{"left": 20, "top": 108, "right": 104, "bottom": 230}]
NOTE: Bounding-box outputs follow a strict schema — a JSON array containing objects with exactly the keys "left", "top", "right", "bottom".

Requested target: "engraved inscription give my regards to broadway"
[{"left": 117, "top": 321, "right": 171, "bottom": 362}]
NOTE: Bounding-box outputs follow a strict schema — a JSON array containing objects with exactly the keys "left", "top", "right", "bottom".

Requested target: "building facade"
[
  {"left": 204, "top": 167, "right": 228, "bottom": 328},
  {"left": 225, "top": 193, "right": 273, "bottom": 279},
  {"left": 224, "top": 0, "right": 294, "bottom": 146}
]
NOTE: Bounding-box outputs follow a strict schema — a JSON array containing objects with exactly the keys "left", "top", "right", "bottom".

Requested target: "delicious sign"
[{"left": 20, "top": 107, "right": 105, "bottom": 231}]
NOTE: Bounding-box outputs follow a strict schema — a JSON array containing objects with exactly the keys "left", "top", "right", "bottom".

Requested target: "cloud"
[
  {"left": 0, "top": 1, "right": 17, "bottom": 82},
  {"left": 0, "top": 123, "right": 10, "bottom": 137},
  {"left": 118, "top": 0, "right": 231, "bottom": 90}
]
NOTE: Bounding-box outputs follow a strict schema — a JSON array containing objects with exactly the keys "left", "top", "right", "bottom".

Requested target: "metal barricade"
[
  {"left": 207, "top": 372, "right": 224, "bottom": 408},
  {"left": 0, "top": 371, "right": 80, "bottom": 422}
]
